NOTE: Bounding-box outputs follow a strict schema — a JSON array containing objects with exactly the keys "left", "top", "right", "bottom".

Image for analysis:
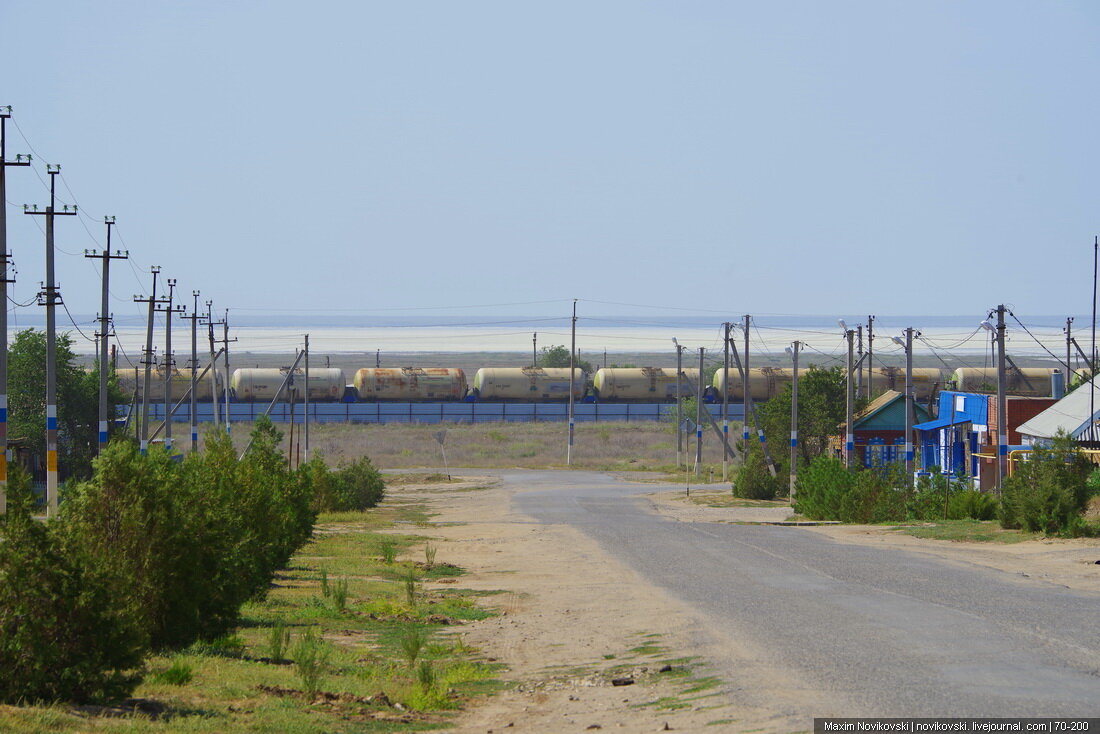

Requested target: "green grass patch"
[
  {"left": 0, "top": 498, "right": 502, "bottom": 733},
  {"left": 890, "top": 519, "right": 1037, "bottom": 544}
]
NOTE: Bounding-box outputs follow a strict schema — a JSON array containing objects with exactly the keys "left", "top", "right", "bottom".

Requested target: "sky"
[{"left": 2, "top": 1, "right": 1099, "bottom": 327}]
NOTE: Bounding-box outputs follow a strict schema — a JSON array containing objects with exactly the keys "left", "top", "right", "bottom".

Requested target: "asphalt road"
[{"left": 508, "top": 470, "right": 1100, "bottom": 718}]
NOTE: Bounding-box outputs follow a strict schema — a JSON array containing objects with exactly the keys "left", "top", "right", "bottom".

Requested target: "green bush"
[
  {"left": 0, "top": 471, "right": 146, "bottom": 703},
  {"left": 949, "top": 490, "right": 998, "bottom": 521},
  {"left": 794, "top": 455, "right": 906, "bottom": 523},
  {"left": 1000, "top": 437, "right": 1091, "bottom": 535},
  {"left": 733, "top": 447, "right": 782, "bottom": 500}
]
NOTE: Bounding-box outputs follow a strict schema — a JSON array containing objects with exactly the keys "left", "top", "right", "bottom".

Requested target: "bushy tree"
[
  {"left": 0, "top": 467, "right": 145, "bottom": 703},
  {"left": 757, "top": 366, "right": 848, "bottom": 476},
  {"left": 733, "top": 446, "right": 782, "bottom": 500},
  {"left": 8, "top": 328, "right": 124, "bottom": 480},
  {"left": 538, "top": 344, "right": 593, "bottom": 374},
  {"left": 999, "top": 434, "right": 1092, "bottom": 535},
  {"left": 794, "top": 455, "right": 907, "bottom": 523}
]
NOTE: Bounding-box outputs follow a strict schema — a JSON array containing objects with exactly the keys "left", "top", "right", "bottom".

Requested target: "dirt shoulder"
[
  {"left": 647, "top": 489, "right": 1100, "bottom": 594},
  {"left": 385, "top": 476, "right": 760, "bottom": 733}
]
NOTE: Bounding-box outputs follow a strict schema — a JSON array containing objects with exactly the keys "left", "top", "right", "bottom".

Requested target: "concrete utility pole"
[
  {"left": 788, "top": 341, "right": 801, "bottom": 500},
  {"left": 1065, "top": 317, "right": 1074, "bottom": 380},
  {"left": 904, "top": 327, "right": 915, "bottom": 482},
  {"left": 532, "top": 332, "right": 537, "bottom": 367},
  {"left": 673, "top": 338, "right": 684, "bottom": 469},
  {"left": 856, "top": 325, "right": 864, "bottom": 398},
  {"left": 695, "top": 347, "right": 704, "bottom": 476},
  {"left": 841, "top": 322, "right": 855, "bottom": 468},
  {"left": 222, "top": 309, "right": 235, "bottom": 431},
  {"left": 866, "top": 314, "right": 875, "bottom": 398},
  {"left": 722, "top": 322, "right": 731, "bottom": 482},
  {"left": 133, "top": 268, "right": 165, "bottom": 454},
  {"left": 995, "top": 305, "right": 1009, "bottom": 488},
  {"left": 25, "top": 164, "right": 78, "bottom": 515},
  {"left": 156, "top": 280, "right": 184, "bottom": 451},
  {"left": 0, "top": 107, "right": 31, "bottom": 515},
  {"left": 181, "top": 291, "right": 203, "bottom": 452},
  {"left": 567, "top": 299, "right": 577, "bottom": 466},
  {"left": 742, "top": 315, "right": 752, "bottom": 452},
  {"left": 84, "top": 218, "right": 128, "bottom": 454},
  {"left": 304, "top": 333, "right": 310, "bottom": 461},
  {"left": 205, "top": 301, "right": 220, "bottom": 428}
]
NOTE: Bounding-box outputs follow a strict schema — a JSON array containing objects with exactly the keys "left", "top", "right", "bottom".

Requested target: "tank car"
[
  {"left": 117, "top": 367, "right": 221, "bottom": 402},
  {"left": 712, "top": 367, "right": 793, "bottom": 402},
  {"left": 354, "top": 367, "right": 467, "bottom": 401},
  {"left": 593, "top": 367, "right": 700, "bottom": 401},
  {"left": 231, "top": 367, "right": 345, "bottom": 402},
  {"left": 471, "top": 367, "right": 586, "bottom": 401},
  {"left": 950, "top": 367, "right": 1059, "bottom": 397}
]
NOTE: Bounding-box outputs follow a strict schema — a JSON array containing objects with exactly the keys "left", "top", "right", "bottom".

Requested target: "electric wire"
[{"left": 1008, "top": 310, "right": 1066, "bottom": 366}]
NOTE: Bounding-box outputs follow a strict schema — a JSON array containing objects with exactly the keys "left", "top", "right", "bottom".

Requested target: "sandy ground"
[{"left": 387, "top": 477, "right": 1100, "bottom": 734}]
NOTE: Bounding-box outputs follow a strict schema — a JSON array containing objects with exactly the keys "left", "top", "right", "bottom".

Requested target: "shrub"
[
  {"left": 268, "top": 621, "right": 292, "bottom": 663},
  {"left": 733, "top": 447, "right": 782, "bottom": 500},
  {"left": 794, "top": 455, "right": 906, "bottom": 523},
  {"left": 793, "top": 455, "right": 853, "bottom": 520},
  {"left": 0, "top": 472, "right": 146, "bottom": 703},
  {"left": 151, "top": 659, "right": 193, "bottom": 686},
  {"left": 303, "top": 454, "right": 385, "bottom": 513},
  {"left": 293, "top": 628, "right": 329, "bottom": 696},
  {"left": 949, "top": 489, "right": 998, "bottom": 521},
  {"left": 1000, "top": 437, "right": 1091, "bottom": 535}
]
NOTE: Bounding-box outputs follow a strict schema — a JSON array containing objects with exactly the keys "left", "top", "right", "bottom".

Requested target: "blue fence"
[{"left": 140, "top": 402, "right": 746, "bottom": 425}]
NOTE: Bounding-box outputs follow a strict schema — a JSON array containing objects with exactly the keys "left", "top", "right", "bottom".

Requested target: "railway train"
[{"left": 116, "top": 364, "right": 1069, "bottom": 404}]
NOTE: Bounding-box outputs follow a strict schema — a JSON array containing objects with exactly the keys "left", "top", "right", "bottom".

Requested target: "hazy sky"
[{"left": 2, "top": 1, "right": 1098, "bottom": 324}]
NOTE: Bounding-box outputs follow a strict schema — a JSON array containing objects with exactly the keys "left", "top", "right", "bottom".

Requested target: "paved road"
[{"left": 508, "top": 470, "right": 1100, "bottom": 718}]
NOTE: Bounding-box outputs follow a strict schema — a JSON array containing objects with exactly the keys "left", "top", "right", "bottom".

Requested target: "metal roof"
[{"left": 1016, "top": 376, "right": 1100, "bottom": 440}]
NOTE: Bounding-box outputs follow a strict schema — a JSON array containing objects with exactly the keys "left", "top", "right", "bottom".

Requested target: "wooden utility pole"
[
  {"left": 84, "top": 218, "right": 128, "bottom": 454},
  {"left": 1065, "top": 317, "right": 1074, "bottom": 381},
  {"left": 25, "top": 164, "right": 78, "bottom": 515},
  {"left": 904, "top": 327, "right": 915, "bottom": 483},
  {"left": 0, "top": 107, "right": 31, "bottom": 515},
  {"left": 304, "top": 334, "right": 310, "bottom": 461},
  {"left": 133, "top": 267, "right": 165, "bottom": 454},
  {"left": 221, "top": 310, "right": 235, "bottom": 432},
  {"left": 866, "top": 314, "right": 875, "bottom": 398},
  {"left": 742, "top": 315, "right": 752, "bottom": 452},
  {"left": 674, "top": 339, "right": 684, "bottom": 469},
  {"left": 695, "top": 347, "right": 704, "bottom": 475},
  {"left": 844, "top": 327, "right": 855, "bottom": 469}
]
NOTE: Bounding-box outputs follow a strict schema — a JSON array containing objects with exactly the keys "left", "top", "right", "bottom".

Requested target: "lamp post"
[
  {"left": 839, "top": 320, "right": 855, "bottom": 468},
  {"left": 786, "top": 341, "right": 800, "bottom": 500}
]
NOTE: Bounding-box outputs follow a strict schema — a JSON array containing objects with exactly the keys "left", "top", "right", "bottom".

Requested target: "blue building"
[{"left": 913, "top": 391, "right": 989, "bottom": 485}]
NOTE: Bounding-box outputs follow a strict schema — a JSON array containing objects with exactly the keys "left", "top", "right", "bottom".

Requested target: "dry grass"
[{"left": 209, "top": 421, "right": 743, "bottom": 473}]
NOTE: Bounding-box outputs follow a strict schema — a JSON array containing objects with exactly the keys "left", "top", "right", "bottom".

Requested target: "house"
[
  {"left": 840, "top": 390, "right": 930, "bottom": 468},
  {"left": 1017, "top": 376, "right": 1100, "bottom": 448},
  {"left": 915, "top": 391, "right": 1058, "bottom": 489}
]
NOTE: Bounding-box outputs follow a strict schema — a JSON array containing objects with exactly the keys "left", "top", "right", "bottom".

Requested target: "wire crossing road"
[{"left": 509, "top": 471, "right": 1100, "bottom": 718}]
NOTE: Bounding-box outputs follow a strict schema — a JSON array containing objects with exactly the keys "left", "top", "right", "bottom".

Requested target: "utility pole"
[
  {"left": 0, "top": 106, "right": 31, "bottom": 515},
  {"left": 722, "top": 322, "right": 731, "bottom": 482},
  {"left": 904, "top": 328, "right": 914, "bottom": 483},
  {"left": 133, "top": 268, "right": 165, "bottom": 454},
  {"left": 673, "top": 338, "right": 684, "bottom": 469},
  {"left": 157, "top": 280, "right": 183, "bottom": 451},
  {"left": 25, "top": 164, "right": 78, "bottom": 515},
  {"left": 375, "top": 349, "right": 380, "bottom": 368},
  {"left": 789, "top": 341, "right": 801, "bottom": 500},
  {"left": 532, "top": 332, "right": 537, "bottom": 367},
  {"left": 304, "top": 333, "right": 310, "bottom": 461},
  {"left": 181, "top": 291, "right": 203, "bottom": 452},
  {"left": 995, "top": 305, "right": 1008, "bottom": 487},
  {"left": 695, "top": 347, "right": 704, "bottom": 476},
  {"left": 867, "top": 315, "right": 875, "bottom": 398},
  {"left": 856, "top": 325, "right": 864, "bottom": 397},
  {"left": 567, "top": 299, "right": 577, "bottom": 465},
  {"left": 1065, "top": 317, "right": 1074, "bottom": 380},
  {"left": 205, "top": 300, "right": 220, "bottom": 428},
  {"left": 221, "top": 310, "right": 235, "bottom": 432},
  {"left": 84, "top": 218, "right": 127, "bottom": 454},
  {"left": 843, "top": 325, "right": 855, "bottom": 468},
  {"left": 742, "top": 315, "right": 752, "bottom": 453}
]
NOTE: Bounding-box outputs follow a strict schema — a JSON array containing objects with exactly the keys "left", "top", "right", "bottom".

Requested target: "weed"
[
  {"left": 150, "top": 659, "right": 193, "bottom": 686},
  {"left": 292, "top": 627, "right": 329, "bottom": 696},
  {"left": 330, "top": 576, "right": 350, "bottom": 612},
  {"left": 417, "top": 660, "right": 435, "bottom": 691},
  {"left": 403, "top": 568, "right": 421, "bottom": 608},
  {"left": 267, "top": 621, "right": 292, "bottom": 662},
  {"left": 380, "top": 538, "right": 397, "bottom": 564},
  {"left": 319, "top": 567, "right": 330, "bottom": 597},
  {"left": 424, "top": 542, "right": 438, "bottom": 570},
  {"left": 400, "top": 625, "right": 427, "bottom": 667},
  {"left": 487, "top": 430, "right": 509, "bottom": 443}
]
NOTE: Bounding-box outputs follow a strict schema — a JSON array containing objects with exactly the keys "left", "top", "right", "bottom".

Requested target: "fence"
[{"left": 141, "top": 401, "right": 746, "bottom": 425}]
